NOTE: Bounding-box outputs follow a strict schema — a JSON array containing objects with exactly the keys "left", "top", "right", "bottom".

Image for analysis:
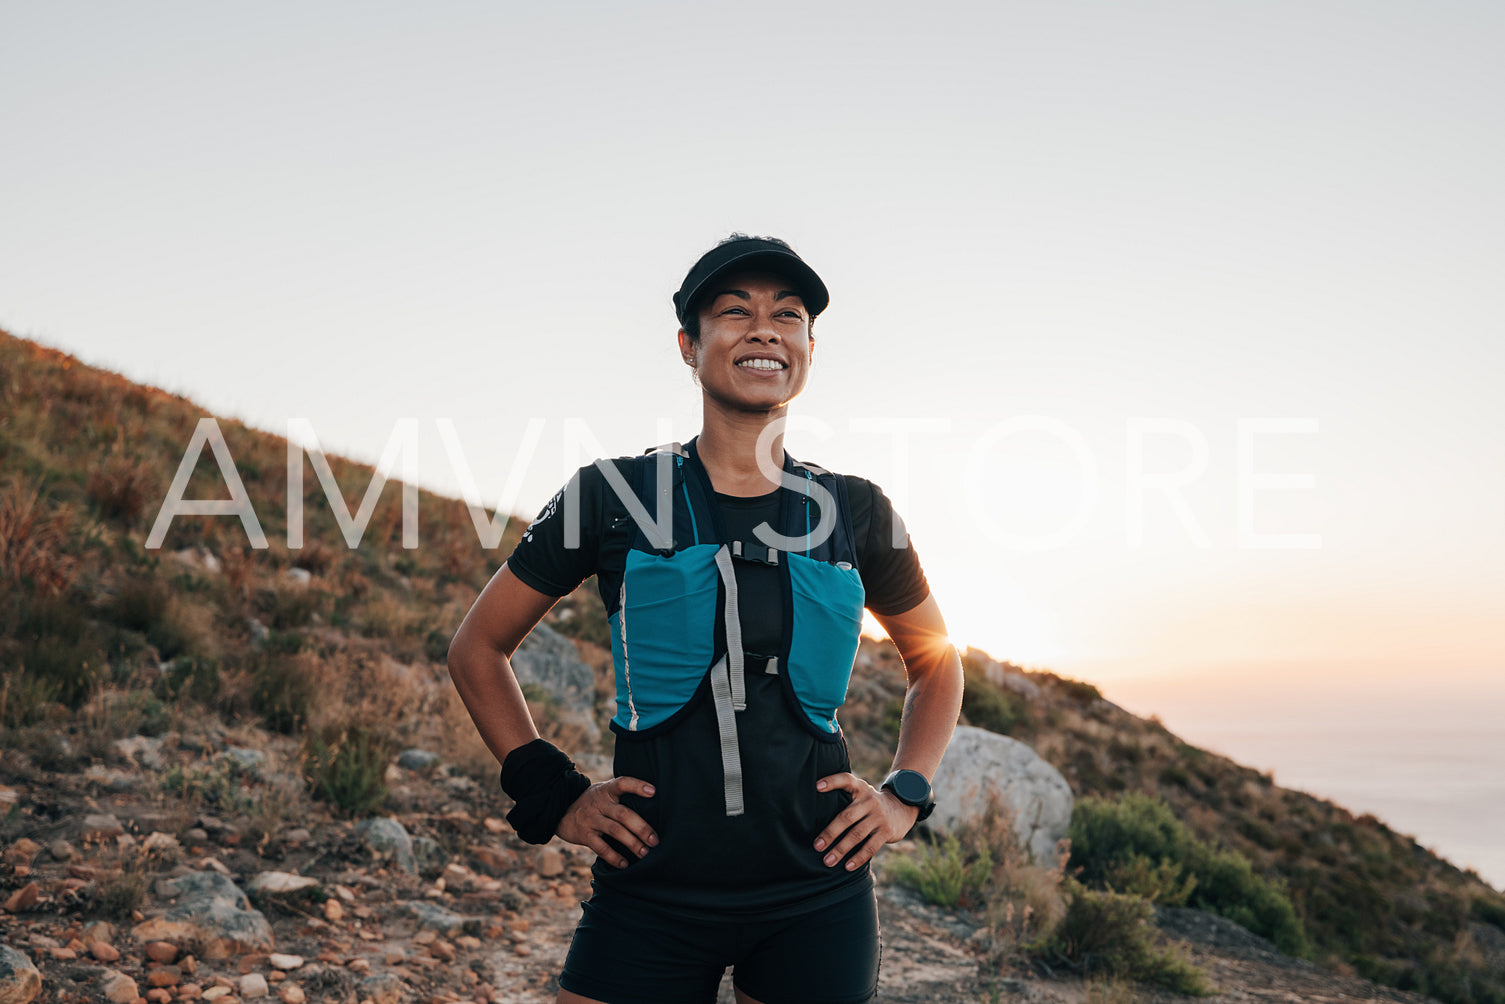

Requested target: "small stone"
[
  {"left": 279, "top": 985, "right": 306, "bottom": 1004},
  {"left": 359, "top": 973, "right": 404, "bottom": 1004},
  {"left": 148, "top": 989, "right": 173, "bottom": 1003},
  {"left": 82, "top": 921, "right": 117, "bottom": 945},
  {"left": 4, "top": 838, "right": 41, "bottom": 866},
  {"left": 185, "top": 828, "right": 210, "bottom": 844},
  {"left": 323, "top": 898, "right": 343, "bottom": 922},
  {"left": 203, "top": 988, "right": 232, "bottom": 1000},
  {"left": 3, "top": 882, "right": 39, "bottom": 913},
  {"left": 146, "top": 966, "right": 182, "bottom": 987},
  {"left": 239, "top": 973, "right": 269, "bottom": 998},
  {"left": 397, "top": 749, "right": 440, "bottom": 771},
  {"left": 81, "top": 813, "right": 125, "bottom": 842},
  {"left": 268, "top": 953, "right": 303, "bottom": 971},
  {"left": 455, "top": 936, "right": 481, "bottom": 950},
  {"left": 538, "top": 848, "right": 564, "bottom": 877},
  {"left": 50, "top": 946, "right": 77, "bottom": 960},
  {"left": 428, "top": 940, "right": 455, "bottom": 963},
  {"left": 346, "top": 958, "right": 370, "bottom": 974},
  {"left": 512, "top": 944, "right": 532, "bottom": 956},
  {"left": 142, "top": 831, "right": 181, "bottom": 855},
  {"left": 179, "top": 984, "right": 204, "bottom": 999},
  {"left": 88, "top": 941, "right": 121, "bottom": 962},
  {"left": 100, "top": 969, "right": 140, "bottom": 1003},
  {"left": 181, "top": 954, "right": 198, "bottom": 974},
  {"left": 145, "top": 941, "right": 179, "bottom": 963},
  {"left": 250, "top": 872, "right": 319, "bottom": 895}
]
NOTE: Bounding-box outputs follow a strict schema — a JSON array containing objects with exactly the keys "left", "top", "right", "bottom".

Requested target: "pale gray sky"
[{"left": 4, "top": 1, "right": 1502, "bottom": 694}]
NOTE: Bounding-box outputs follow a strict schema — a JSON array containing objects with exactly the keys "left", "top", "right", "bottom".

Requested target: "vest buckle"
[{"left": 729, "top": 540, "right": 780, "bottom": 566}]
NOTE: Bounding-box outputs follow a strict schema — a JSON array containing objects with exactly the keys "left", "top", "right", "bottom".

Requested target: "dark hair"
[{"left": 679, "top": 233, "right": 818, "bottom": 341}]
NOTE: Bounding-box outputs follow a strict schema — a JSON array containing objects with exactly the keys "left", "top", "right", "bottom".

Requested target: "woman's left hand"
[{"left": 812, "top": 773, "right": 920, "bottom": 870}]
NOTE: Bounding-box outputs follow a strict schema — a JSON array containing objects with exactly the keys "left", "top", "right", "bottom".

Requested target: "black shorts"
[{"left": 557, "top": 882, "right": 882, "bottom": 1004}]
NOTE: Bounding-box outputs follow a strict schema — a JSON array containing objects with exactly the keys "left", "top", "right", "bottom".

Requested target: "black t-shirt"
[
  {"left": 505, "top": 457, "right": 931, "bottom": 921},
  {"left": 508, "top": 458, "right": 930, "bottom": 621}
]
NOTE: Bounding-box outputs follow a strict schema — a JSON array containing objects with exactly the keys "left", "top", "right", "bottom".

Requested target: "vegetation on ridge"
[{"left": 3, "top": 328, "right": 1504, "bottom": 1001}]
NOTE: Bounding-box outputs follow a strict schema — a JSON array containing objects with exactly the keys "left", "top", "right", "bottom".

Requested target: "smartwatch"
[{"left": 880, "top": 769, "right": 936, "bottom": 824}]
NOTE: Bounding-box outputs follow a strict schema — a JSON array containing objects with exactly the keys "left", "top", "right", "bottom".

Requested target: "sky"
[{"left": 3, "top": 3, "right": 1503, "bottom": 876}]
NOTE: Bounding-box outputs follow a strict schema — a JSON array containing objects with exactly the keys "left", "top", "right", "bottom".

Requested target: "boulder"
[
  {"left": 928, "top": 725, "right": 1073, "bottom": 864},
  {"left": 511, "top": 623, "right": 600, "bottom": 741},
  {"left": 132, "top": 870, "right": 273, "bottom": 959},
  {"left": 0, "top": 944, "right": 42, "bottom": 1004}
]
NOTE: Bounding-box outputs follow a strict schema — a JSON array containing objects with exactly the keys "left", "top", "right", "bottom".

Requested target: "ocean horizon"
[{"left": 1105, "top": 677, "right": 1505, "bottom": 893}]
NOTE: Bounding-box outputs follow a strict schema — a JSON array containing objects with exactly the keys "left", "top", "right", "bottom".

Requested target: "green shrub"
[
  {"left": 1186, "top": 846, "right": 1309, "bottom": 957},
  {"left": 161, "top": 761, "right": 254, "bottom": 814},
  {"left": 249, "top": 653, "right": 316, "bottom": 734},
  {"left": 9, "top": 594, "right": 107, "bottom": 716},
  {"left": 1036, "top": 883, "right": 1211, "bottom": 995},
  {"left": 1057, "top": 677, "right": 1103, "bottom": 704},
  {"left": 961, "top": 660, "right": 1029, "bottom": 735},
  {"left": 886, "top": 830, "right": 993, "bottom": 908},
  {"left": 153, "top": 655, "right": 221, "bottom": 705},
  {"left": 302, "top": 724, "right": 393, "bottom": 817},
  {"left": 1069, "top": 793, "right": 1308, "bottom": 957}
]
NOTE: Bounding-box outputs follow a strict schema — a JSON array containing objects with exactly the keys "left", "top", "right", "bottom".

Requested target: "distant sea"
[{"left": 1103, "top": 675, "right": 1505, "bottom": 893}]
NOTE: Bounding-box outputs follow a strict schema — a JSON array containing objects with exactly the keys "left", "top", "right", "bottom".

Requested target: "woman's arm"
[
  {"left": 446, "top": 562, "right": 557, "bottom": 764},
  {"left": 876, "top": 592, "right": 965, "bottom": 783},
  {"left": 811, "top": 592, "right": 964, "bottom": 870},
  {"left": 447, "top": 563, "right": 658, "bottom": 867}
]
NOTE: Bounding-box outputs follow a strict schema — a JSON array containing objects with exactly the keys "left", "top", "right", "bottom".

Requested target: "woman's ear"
[{"left": 677, "top": 328, "right": 696, "bottom": 366}]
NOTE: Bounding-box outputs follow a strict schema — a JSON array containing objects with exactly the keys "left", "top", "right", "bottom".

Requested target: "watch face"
[{"left": 886, "top": 770, "right": 930, "bottom": 806}]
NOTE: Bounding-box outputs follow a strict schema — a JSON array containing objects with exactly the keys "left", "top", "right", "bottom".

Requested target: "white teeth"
[{"left": 738, "top": 359, "right": 785, "bottom": 371}]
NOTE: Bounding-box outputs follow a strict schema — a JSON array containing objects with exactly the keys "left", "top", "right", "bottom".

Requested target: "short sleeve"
[
  {"left": 846, "top": 477, "right": 930, "bottom": 617},
  {"left": 505, "top": 464, "right": 607, "bottom": 597}
]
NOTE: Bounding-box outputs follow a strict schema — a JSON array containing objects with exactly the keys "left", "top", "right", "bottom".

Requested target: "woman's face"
[{"left": 679, "top": 269, "right": 815, "bottom": 414}]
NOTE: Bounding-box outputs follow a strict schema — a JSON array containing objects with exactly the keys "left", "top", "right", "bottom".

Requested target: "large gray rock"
[
  {"left": 131, "top": 870, "right": 273, "bottom": 959},
  {"left": 929, "top": 725, "right": 1073, "bottom": 864},
  {"left": 511, "top": 623, "right": 600, "bottom": 741},
  {"left": 0, "top": 943, "right": 42, "bottom": 1004}
]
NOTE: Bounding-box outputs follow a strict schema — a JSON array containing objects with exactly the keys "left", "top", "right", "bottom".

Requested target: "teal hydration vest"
[{"left": 603, "top": 440, "right": 866, "bottom": 817}]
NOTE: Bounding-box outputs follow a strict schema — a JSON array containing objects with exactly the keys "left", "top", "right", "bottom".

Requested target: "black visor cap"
[{"left": 673, "top": 238, "right": 829, "bottom": 329}]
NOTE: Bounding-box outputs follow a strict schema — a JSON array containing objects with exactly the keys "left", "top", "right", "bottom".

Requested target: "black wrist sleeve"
[{"left": 498, "top": 738, "right": 592, "bottom": 845}]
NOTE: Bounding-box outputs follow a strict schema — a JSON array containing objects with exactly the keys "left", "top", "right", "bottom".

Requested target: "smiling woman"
[{"left": 447, "top": 233, "right": 965, "bottom": 1004}]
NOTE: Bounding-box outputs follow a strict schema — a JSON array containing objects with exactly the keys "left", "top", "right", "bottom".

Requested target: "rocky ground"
[{"left": 0, "top": 731, "right": 1440, "bottom": 1004}]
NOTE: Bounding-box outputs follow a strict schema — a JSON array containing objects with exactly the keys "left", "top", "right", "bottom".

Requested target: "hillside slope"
[{"left": 3, "top": 327, "right": 1503, "bottom": 1002}]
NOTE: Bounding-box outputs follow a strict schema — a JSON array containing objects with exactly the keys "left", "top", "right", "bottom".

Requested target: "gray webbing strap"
[
  {"left": 711, "top": 545, "right": 747, "bottom": 816},
  {"left": 707, "top": 655, "right": 743, "bottom": 816},
  {"left": 713, "top": 546, "right": 746, "bottom": 711}
]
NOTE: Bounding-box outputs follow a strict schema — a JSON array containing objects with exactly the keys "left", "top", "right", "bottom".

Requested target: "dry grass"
[{"left": 0, "top": 473, "right": 80, "bottom": 598}]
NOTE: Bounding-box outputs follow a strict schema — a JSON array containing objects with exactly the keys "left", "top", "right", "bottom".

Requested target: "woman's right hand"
[{"left": 554, "top": 776, "right": 659, "bottom": 868}]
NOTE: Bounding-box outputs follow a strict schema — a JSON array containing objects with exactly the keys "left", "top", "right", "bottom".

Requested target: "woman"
[{"left": 448, "top": 234, "right": 964, "bottom": 1004}]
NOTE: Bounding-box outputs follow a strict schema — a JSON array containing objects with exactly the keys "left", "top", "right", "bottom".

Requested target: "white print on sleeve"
[{"left": 521, "top": 486, "right": 565, "bottom": 544}]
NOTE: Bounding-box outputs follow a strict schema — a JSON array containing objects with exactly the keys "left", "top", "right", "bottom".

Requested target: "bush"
[
  {"left": 1069, "top": 793, "right": 1309, "bottom": 957},
  {"left": 302, "top": 723, "right": 394, "bottom": 817},
  {"left": 961, "top": 660, "right": 1029, "bottom": 736},
  {"left": 887, "top": 830, "right": 993, "bottom": 908},
  {"left": 249, "top": 653, "right": 317, "bottom": 734},
  {"left": 1037, "top": 883, "right": 1212, "bottom": 995},
  {"left": 3, "top": 593, "right": 108, "bottom": 723},
  {"left": 153, "top": 655, "right": 221, "bottom": 705}
]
